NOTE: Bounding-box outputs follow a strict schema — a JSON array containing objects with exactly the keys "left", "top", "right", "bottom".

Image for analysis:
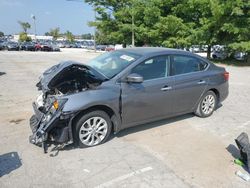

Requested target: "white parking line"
[
  {"left": 83, "top": 169, "right": 90, "bottom": 173},
  {"left": 95, "top": 166, "right": 153, "bottom": 188},
  {"left": 242, "top": 120, "right": 250, "bottom": 126}
]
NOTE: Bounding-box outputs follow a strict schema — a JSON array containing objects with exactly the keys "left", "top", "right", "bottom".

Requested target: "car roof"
[
  {"left": 118, "top": 47, "right": 209, "bottom": 62},
  {"left": 119, "top": 47, "right": 190, "bottom": 56}
]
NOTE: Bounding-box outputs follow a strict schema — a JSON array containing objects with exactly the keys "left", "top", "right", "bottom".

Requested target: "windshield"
[{"left": 88, "top": 51, "right": 141, "bottom": 78}]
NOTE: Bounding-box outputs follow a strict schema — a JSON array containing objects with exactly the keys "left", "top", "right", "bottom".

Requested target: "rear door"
[
  {"left": 171, "top": 55, "right": 209, "bottom": 113},
  {"left": 121, "top": 55, "right": 175, "bottom": 127}
]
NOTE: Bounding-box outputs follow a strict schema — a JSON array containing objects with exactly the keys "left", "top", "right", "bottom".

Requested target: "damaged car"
[{"left": 30, "top": 47, "right": 229, "bottom": 152}]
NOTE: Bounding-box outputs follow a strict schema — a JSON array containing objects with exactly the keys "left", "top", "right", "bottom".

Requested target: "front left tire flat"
[{"left": 74, "top": 110, "right": 112, "bottom": 148}]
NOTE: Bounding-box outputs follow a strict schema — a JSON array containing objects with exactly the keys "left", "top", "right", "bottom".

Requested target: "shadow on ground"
[
  {"left": 0, "top": 72, "right": 6, "bottom": 76},
  {"left": 47, "top": 113, "right": 195, "bottom": 156},
  {"left": 115, "top": 113, "right": 194, "bottom": 138},
  {"left": 0, "top": 152, "right": 22, "bottom": 177}
]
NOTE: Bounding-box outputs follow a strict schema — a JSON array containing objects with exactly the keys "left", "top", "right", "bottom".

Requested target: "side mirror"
[{"left": 126, "top": 73, "right": 143, "bottom": 83}]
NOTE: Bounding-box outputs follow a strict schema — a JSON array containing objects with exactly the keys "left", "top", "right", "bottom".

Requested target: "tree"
[
  {"left": 45, "top": 27, "right": 60, "bottom": 40},
  {"left": 19, "top": 32, "right": 32, "bottom": 42},
  {"left": 81, "top": 33, "right": 93, "bottom": 39},
  {"left": 179, "top": 0, "right": 250, "bottom": 58},
  {"left": 86, "top": 0, "right": 250, "bottom": 58},
  {"left": 65, "top": 31, "right": 74, "bottom": 42},
  {"left": 0, "top": 31, "right": 4, "bottom": 37},
  {"left": 18, "top": 21, "right": 31, "bottom": 33}
]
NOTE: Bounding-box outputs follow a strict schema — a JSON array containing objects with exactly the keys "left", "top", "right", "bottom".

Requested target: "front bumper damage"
[{"left": 29, "top": 101, "right": 75, "bottom": 153}]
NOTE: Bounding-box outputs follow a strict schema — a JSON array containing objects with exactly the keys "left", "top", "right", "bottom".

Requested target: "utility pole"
[
  {"left": 131, "top": 0, "right": 135, "bottom": 47},
  {"left": 132, "top": 12, "right": 135, "bottom": 47},
  {"left": 94, "top": 5, "right": 96, "bottom": 52},
  {"left": 31, "top": 14, "right": 37, "bottom": 41}
]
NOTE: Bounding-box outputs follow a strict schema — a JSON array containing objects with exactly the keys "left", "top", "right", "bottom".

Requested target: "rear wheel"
[
  {"left": 74, "top": 110, "right": 112, "bottom": 147},
  {"left": 195, "top": 91, "right": 217, "bottom": 118}
]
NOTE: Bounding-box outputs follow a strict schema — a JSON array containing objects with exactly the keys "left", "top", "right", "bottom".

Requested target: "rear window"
[{"left": 171, "top": 55, "right": 208, "bottom": 76}]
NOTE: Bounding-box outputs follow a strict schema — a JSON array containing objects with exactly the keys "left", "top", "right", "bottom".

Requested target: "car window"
[
  {"left": 88, "top": 51, "right": 141, "bottom": 78},
  {"left": 131, "top": 56, "right": 170, "bottom": 80},
  {"left": 171, "top": 55, "right": 208, "bottom": 75}
]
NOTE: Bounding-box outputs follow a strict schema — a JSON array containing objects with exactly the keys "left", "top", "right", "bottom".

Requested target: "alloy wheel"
[
  {"left": 79, "top": 116, "right": 108, "bottom": 146},
  {"left": 201, "top": 94, "right": 215, "bottom": 115}
]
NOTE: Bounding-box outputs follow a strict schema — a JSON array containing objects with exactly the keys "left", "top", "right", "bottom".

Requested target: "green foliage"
[
  {"left": 229, "top": 42, "right": 250, "bottom": 52},
  {"left": 18, "top": 21, "right": 31, "bottom": 33},
  {"left": 45, "top": 27, "right": 60, "bottom": 40},
  {"left": 0, "top": 31, "right": 4, "bottom": 37},
  {"left": 19, "top": 32, "right": 32, "bottom": 42},
  {"left": 65, "top": 31, "right": 74, "bottom": 42},
  {"left": 86, "top": 0, "right": 250, "bottom": 57},
  {"left": 81, "top": 33, "right": 93, "bottom": 39}
]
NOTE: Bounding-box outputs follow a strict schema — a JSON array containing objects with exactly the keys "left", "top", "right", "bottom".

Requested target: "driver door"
[{"left": 121, "top": 55, "right": 175, "bottom": 128}]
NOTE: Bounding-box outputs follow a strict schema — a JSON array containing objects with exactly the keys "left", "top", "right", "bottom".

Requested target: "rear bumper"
[{"left": 219, "top": 81, "right": 229, "bottom": 103}]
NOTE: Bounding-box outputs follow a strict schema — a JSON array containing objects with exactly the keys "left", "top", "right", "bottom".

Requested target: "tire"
[
  {"left": 74, "top": 110, "right": 112, "bottom": 148},
  {"left": 195, "top": 91, "right": 217, "bottom": 118}
]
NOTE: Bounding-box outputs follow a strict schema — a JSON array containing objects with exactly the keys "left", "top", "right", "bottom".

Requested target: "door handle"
[
  {"left": 161, "top": 86, "right": 172, "bottom": 91},
  {"left": 197, "top": 80, "right": 206, "bottom": 84}
]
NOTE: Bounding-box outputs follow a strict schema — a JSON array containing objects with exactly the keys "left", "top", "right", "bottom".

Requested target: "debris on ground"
[
  {"left": 9, "top": 119, "right": 25, "bottom": 124},
  {"left": 235, "top": 132, "right": 250, "bottom": 171},
  {"left": 236, "top": 170, "right": 250, "bottom": 181},
  {"left": 0, "top": 72, "right": 6, "bottom": 76},
  {"left": 234, "top": 159, "right": 245, "bottom": 167}
]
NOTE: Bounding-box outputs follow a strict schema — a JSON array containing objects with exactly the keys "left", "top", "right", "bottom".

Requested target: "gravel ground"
[{"left": 0, "top": 49, "right": 250, "bottom": 188}]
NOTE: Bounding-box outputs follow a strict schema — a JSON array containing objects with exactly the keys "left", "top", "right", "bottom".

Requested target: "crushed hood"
[{"left": 36, "top": 61, "right": 106, "bottom": 93}]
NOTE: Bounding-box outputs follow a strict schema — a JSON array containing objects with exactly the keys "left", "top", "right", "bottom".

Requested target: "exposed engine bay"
[
  {"left": 36, "top": 62, "right": 103, "bottom": 96},
  {"left": 48, "top": 65, "right": 102, "bottom": 94},
  {"left": 29, "top": 61, "right": 105, "bottom": 152}
]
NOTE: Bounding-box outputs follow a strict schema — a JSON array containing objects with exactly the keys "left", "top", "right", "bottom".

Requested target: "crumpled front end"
[
  {"left": 29, "top": 61, "right": 104, "bottom": 152},
  {"left": 29, "top": 93, "right": 74, "bottom": 152}
]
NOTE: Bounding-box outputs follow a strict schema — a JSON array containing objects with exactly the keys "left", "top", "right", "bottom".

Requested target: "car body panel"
[
  {"left": 121, "top": 76, "right": 175, "bottom": 128},
  {"left": 171, "top": 71, "right": 209, "bottom": 113},
  {"left": 29, "top": 47, "right": 229, "bottom": 150}
]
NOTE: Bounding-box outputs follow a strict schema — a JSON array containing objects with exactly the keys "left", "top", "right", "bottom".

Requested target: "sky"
[{"left": 0, "top": 0, "right": 95, "bottom": 35}]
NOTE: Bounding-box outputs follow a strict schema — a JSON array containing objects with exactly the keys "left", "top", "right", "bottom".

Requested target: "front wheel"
[
  {"left": 74, "top": 110, "right": 112, "bottom": 148},
  {"left": 195, "top": 91, "right": 217, "bottom": 118}
]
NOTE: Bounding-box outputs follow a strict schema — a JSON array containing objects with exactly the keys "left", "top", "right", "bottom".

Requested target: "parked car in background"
[
  {"left": 190, "top": 45, "right": 201, "bottom": 53},
  {"left": 234, "top": 52, "right": 248, "bottom": 61},
  {"left": 105, "top": 45, "right": 115, "bottom": 52},
  {"left": 29, "top": 47, "right": 229, "bottom": 152},
  {"left": 19, "top": 42, "right": 36, "bottom": 51},
  {"left": 5, "top": 41, "right": 19, "bottom": 51},
  {"left": 40, "top": 43, "right": 53, "bottom": 51},
  {"left": 80, "top": 41, "right": 88, "bottom": 48},
  {"left": 34, "top": 43, "right": 42, "bottom": 51},
  {"left": 212, "top": 50, "right": 228, "bottom": 60},
  {"left": 115, "top": 44, "right": 123, "bottom": 50},
  {"left": 51, "top": 43, "right": 60, "bottom": 52},
  {"left": 96, "top": 45, "right": 107, "bottom": 51},
  {"left": 57, "top": 42, "right": 65, "bottom": 48},
  {"left": 75, "top": 42, "right": 82, "bottom": 48},
  {"left": 0, "top": 40, "right": 5, "bottom": 50}
]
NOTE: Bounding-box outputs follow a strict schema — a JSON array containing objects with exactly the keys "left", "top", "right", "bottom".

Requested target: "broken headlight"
[
  {"left": 43, "top": 98, "right": 68, "bottom": 123},
  {"left": 51, "top": 98, "right": 68, "bottom": 112}
]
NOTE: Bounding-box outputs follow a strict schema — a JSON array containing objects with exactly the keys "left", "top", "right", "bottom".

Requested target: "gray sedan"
[{"left": 29, "top": 47, "right": 229, "bottom": 152}]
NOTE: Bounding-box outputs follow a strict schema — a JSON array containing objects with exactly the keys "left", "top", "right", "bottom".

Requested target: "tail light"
[{"left": 223, "top": 71, "right": 229, "bottom": 81}]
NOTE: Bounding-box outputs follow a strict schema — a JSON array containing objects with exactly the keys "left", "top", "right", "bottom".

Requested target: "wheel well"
[
  {"left": 209, "top": 88, "right": 220, "bottom": 101},
  {"left": 72, "top": 105, "right": 116, "bottom": 130}
]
